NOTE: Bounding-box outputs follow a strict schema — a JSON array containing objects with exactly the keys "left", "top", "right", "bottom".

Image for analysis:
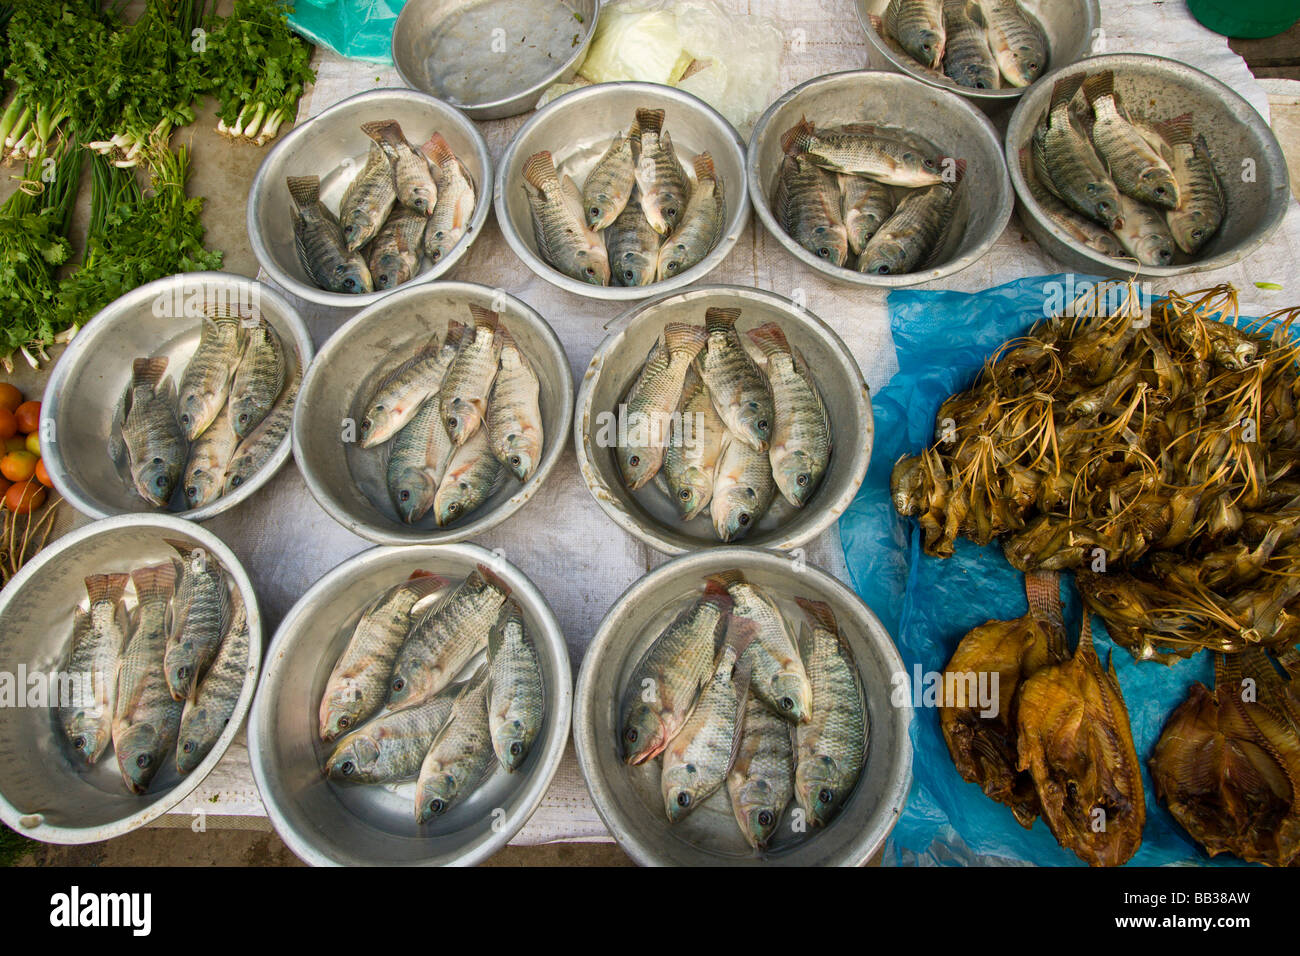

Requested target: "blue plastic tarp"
[{"left": 289, "top": 0, "right": 405, "bottom": 64}]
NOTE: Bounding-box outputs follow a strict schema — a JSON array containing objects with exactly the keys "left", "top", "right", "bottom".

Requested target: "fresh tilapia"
[
  {"left": 793, "top": 599, "right": 867, "bottom": 827},
  {"left": 978, "top": 0, "right": 1047, "bottom": 87},
  {"left": 360, "top": 322, "right": 463, "bottom": 448},
  {"left": 178, "top": 316, "right": 242, "bottom": 441},
  {"left": 422, "top": 133, "right": 477, "bottom": 265},
  {"left": 884, "top": 0, "right": 946, "bottom": 69},
  {"left": 783, "top": 117, "right": 943, "bottom": 188},
  {"left": 583, "top": 129, "right": 637, "bottom": 230},
  {"left": 434, "top": 422, "right": 501, "bottom": 526},
  {"left": 228, "top": 319, "right": 285, "bottom": 440},
  {"left": 1082, "top": 70, "right": 1180, "bottom": 210},
  {"left": 1032, "top": 77, "right": 1122, "bottom": 228},
  {"left": 164, "top": 540, "right": 231, "bottom": 701},
  {"left": 1019, "top": 147, "right": 1123, "bottom": 258},
  {"left": 656, "top": 153, "right": 725, "bottom": 281},
  {"left": 387, "top": 400, "right": 455, "bottom": 524},
  {"left": 113, "top": 562, "right": 183, "bottom": 794},
  {"left": 362, "top": 119, "right": 438, "bottom": 215},
  {"left": 774, "top": 151, "right": 848, "bottom": 267},
  {"left": 486, "top": 326, "right": 543, "bottom": 482},
  {"left": 121, "top": 357, "right": 187, "bottom": 508},
  {"left": 728, "top": 692, "right": 795, "bottom": 849},
  {"left": 633, "top": 108, "right": 691, "bottom": 236},
  {"left": 223, "top": 376, "right": 298, "bottom": 494},
  {"left": 59, "top": 574, "right": 130, "bottom": 764},
  {"left": 367, "top": 206, "right": 427, "bottom": 290},
  {"left": 1113, "top": 191, "right": 1176, "bottom": 267},
  {"left": 286, "top": 175, "right": 373, "bottom": 294},
  {"left": 319, "top": 572, "right": 449, "bottom": 741},
  {"left": 177, "top": 599, "right": 248, "bottom": 774},
  {"left": 619, "top": 322, "right": 709, "bottom": 490},
  {"left": 440, "top": 304, "right": 502, "bottom": 446},
  {"left": 386, "top": 564, "right": 509, "bottom": 708},
  {"left": 415, "top": 665, "right": 496, "bottom": 821},
  {"left": 182, "top": 405, "right": 239, "bottom": 510},
  {"left": 326, "top": 687, "right": 458, "bottom": 784},
  {"left": 1158, "top": 115, "right": 1225, "bottom": 255},
  {"left": 1016, "top": 617, "right": 1146, "bottom": 867},
  {"left": 749, "top": 323, "right": 831, "bottom": 508},
  {"left": 487, "top": 599, "right": 544, "bottom": 771},
  {"left": 859, "top": 162, "right": 964, "bottom": 275},
  {"left": 340, "top": 141, "right": 397, "bottom": 251},
  {"left": 606, "top": 186, "right": 661, "bottom": 287},
  {"left": 699, "top": 307, "right": 774, "bottom": 453},
  {"left": 709, "top": 570, "right": 813, "bottom": 723},
  {"left": 870, "top": 13, "right": 947, "bottom": 81},
  {"left": 620, "top": 578, "right": 732, "bottom": 765},
  {"left": 943, "top": 0, "right": 999, "bottom": 89},
  {"left": 661, "top": 633, "right": 752, "bottom": 823},
  {"left": 841, "top": 174, "right": 895, "bottom": 257},
  {"left": 663, "top": 368, "right": 726, "bottom": 521},
  {"left": 522, "top": 149, "right": 610, "bottom": 285},
  {"left": 712, "top": 431, "right": 776, "bottom": 542}
]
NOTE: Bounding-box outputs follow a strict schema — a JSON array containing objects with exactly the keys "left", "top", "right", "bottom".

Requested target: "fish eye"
[
  {"left": 152, "top": 457, "right": 164, "bottom": 465},
  {"left": 186, "top": 486, "right": 197, "bottom": 498},
  {"left": 447, "top": 416, "right": 458, "bottom": 430},
  {"left": 666, "top": 262, "right": 679, "bottom": 273},
  {"left": 237, "top": 413, "right": 248, "bottom": 424},
  {"left": 230, "top": 475, "right": 243, "bottom": 488},
  {"left": 818, "top": 787, "right": 834, "bottom": 805},
  {"left": 679, "top": 488, "right": 691, "bottom": 501},
  {"left": 876, "top": 264, "right": 891, "bottom": 274},
  {"left": 155, "top": 476, "right": 168, "bottom": 488},
  {"left": 447, "top": 503, "right": 461, "bottom": 516},
  {"left": 430, "top": 249, "right": 442, "bottom": 262},
  {"left": 676, "top": 791, "right": 691, "bottom": 808},
  {"left": 182, "top": 741, "right": 195, "bottom": 754},
  {"left": 585, "top": 266, "right": 596, "bottom": 277},
  {"left": 779, "top": 696, "right": 795, "bottom": 711},
  {"left": 72, "top": 735, "right": 86, "bottom": 750},
  {"left": 757, "top": 419, "right": 769, "bottom": 431},
  {"left": 509, "top": 742, "right": 523, "bottom": 757},
  {"left": 628, "top": 454, "right": 640, "bottom": 467},
  {"left": 666, "top": 207, "right": 677, "bottom": 218},
  {"left": 378, "top": 273, "right": 390, "bottom": 284},
  {"left": 177, "top": 666, "right": 191, "bottom": 682},
  {"left": 757, "top": 809, "right": 774, "bottom": 827},
  {"left": 625, "top": 727, "right": 638, "bottom": 743},
  {"left": 136, "top": 753, "right": 152, "bottom": 769},
  {"left": 428, "top": 799, "right": 445, "bottom": 815},
  {"left": 1192, "top": 229, "right": 1205, "bottom": 240},
  {"left": 817, "top": 247, "right": 831, "bottom": 258},
  {"left": 797, "top": 473, "right": 810, "bottom": 487},
  {"left": 391, "top": 677, "right": 405, "bottom": 693},
  {"left": 590, "top": 206, "right": 601, "bottom": 218},
  {"left": 340, "top": 760, "right": 355, "bottom": 776},
  {"left": 338, "top": 716, "right": 351, "bottom": 729},
  {"left": 399, "top": 490, "right": 410, "bottom": 502},
  {"left": 975, "top": 81, "right": 987, "bottom": 89},
  {"left": 344, "top": 278, "right": 357, "bottom": 291},
  {"left": 1155, "top": 186, "right": 1168, "bottom": 197},
  {"left": 509, "top": 455, "right": 522, "bottom": 468},
  {"left": 624, "top": 270, "right": 635, "bottom": 281},
  {"left": 738, "top": 512, "right": 751, "bottom": 526},
  {"left": 179, "top": 415, "right": 189, "bottom": 427},
  {"left": 923, "top": 158, "right": 936, "bottom": 169}
]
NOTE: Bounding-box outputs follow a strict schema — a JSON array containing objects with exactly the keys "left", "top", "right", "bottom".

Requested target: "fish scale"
[
  {"left": 728, "top": 692, "right": 795, "bottom": 849},
  {"left": 487, "top": 599, "right": 544, "bottom": 771},
  {"left": 794, "top": 599, "right": 867, "bottom": 827},
  {"left": 486, "top": 327, "right": 543, "bottom": 482},
  {"left": 60, "top": 575, "right": 129, "bottom": 764},
  {"left": 1159, "top": 118, "right": 1225, "bottom": 255},
  {"left": 749, "top": 323, "right": 831, "bottom": 508},
  {"left": 656, "top": 153, "right": 725, "bottom": 281},
  {"left": 179, "top": 316, "right": 242, "bottom": 441},
  {"left": 1019, "top": 147, "right": 1123, "bottom": 258},
  {"left": 1082, "top": 71, "right": 1180, "bottom": 210},
  {"left": 663, "top": 369, "right": 726, "bottom": 521},
  {"left": 840, "top": 173, "right": 894, "bottom": 257},
  {"left": 121, "top": 357, "right": 187, "bottom": 507},
  {"left": 633, "top": 108, "right": 691, "bottom": 236},
  {"left": 362, "top": 119, "right": 438, "bottom": 215},
  {"left": 582, "top": 129, "right": 637, "bottom": 230},
  {"left": 177, "top": 599, "right": 249, "bottom": 774},
  {"left": 699, "top": 307, "right": 774, "bottom": 453},
  {"left": 387, "top": 399, "right": 455, "bottom": 524},
  {"left": 326, "top": 686, "right": 459, "bottom": 784},
  {"left": 415, "top": 666, "right": 496, "bottom": 821},
  {"left": 619, "top": 322, "right": 708, "bottom": 490},
  {"left": 319, "top": 574, "right": 449, "bottom": 741},
  {"left": 340, "top": 141, "right": 397, "bottom": 251},
  {"left": 386, "top": 565, "right": 509, "bottom": 709},
  {"left": 606, "top": 186, "right": 661, "bottom": 287},
  {"left": 228, "top": 319, "right": 285, "bottom": 440},
  {"left": 367, "top": 206, "right": 428, "bottom": 290},
  {"left": 859, "top": 174, "right": 961, "bottom": 275},
  {"left": 183, "top": 405, "right": 240, "bottom": 509},
  {"left": 360, "top": 322, "right": 462, "bottom": 449},
  {"left": 782, "top": 117, "right": 943, "bottom": 188},
  {"left": 286, "top": 175, "right": 373, "bottom": 294},
  {"left": 434, "top": 421, "right": 501, "bottom": 526},
  {"left": 223, "top": 376, "right": 298, "bottom": 495},
  {"left": 884, "top": 0, "right": 946, "bottom": 69},
  {"left": 422, "top": 133, "right": 477, "bottom": 265},
  {"left": 165, "top": 541, "right": 231, "bottom": 701},
  {"left": 522, "top": 149, "right": 609, "bottom": 284},
  {"left": 440, "top": 305, "right": 502, "bottom": 446},
  {"left": 774, "top": 153, "right": 848, "bottom": 267},
  {"left": 710, "top": 571, "right": 812, "bottom": 723},
  {"left": 712, "top": 432, "right": 777, "bottom": 542},
  {"left": 980, "top": 0, "right": 1047, "bottom": 87},
  {"left": 1034, "top": 76, "right": 1123, "bottom": 229},
  {"left": 942, "top": 0, "right": 999, "bottom": 90}
]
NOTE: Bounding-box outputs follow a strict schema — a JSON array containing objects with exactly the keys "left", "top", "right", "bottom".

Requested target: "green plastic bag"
[{"left": 288, "top": 0, "right": 405, "bottom": 63}]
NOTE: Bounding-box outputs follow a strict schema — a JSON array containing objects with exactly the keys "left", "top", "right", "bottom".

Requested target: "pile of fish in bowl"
[
  {"left": 619, "top": 570, "right": 867, "bottom": 850},
  {"left": 774, "top": 116, "right": 966, "bottom": 276},
  {"left": 524, "top": 107, "right": 725, "bottom": 287},
  {"left": 615, "top": 307, "right": 830, "bottom": 543},
  {"left": 288, "top": 118, "right": 477, "bottom": 294},
  {"left": 1023, "top": 70, "right": 1224, "bottom": 268},
  {"left": 59, "top": 542, "right": 249, "bottom": 793},
  {"left": 319, "top": 566, "right": 544, "bottom": 822},
  {"left": 116, "top": 315, "right": 297, "bottom": 513}
]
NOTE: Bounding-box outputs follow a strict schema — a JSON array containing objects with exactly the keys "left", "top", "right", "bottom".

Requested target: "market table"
[{"left": 24, "top": 0, "right": 1300, "bottom": 848}]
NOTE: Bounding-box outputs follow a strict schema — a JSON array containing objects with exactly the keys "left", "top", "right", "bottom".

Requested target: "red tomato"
[
  {"left": 14, "top": 400, "right": 40, "bottom": 435},
  {"left": 0, "top": 451, "right": 36, "bottom": 483},
  {"left": 0, "top": 384, "right": 22, "bottom": 414},
  {"left": 34, "top": 458, "right": 52, "bottom": 488},
  {"left": 0, "top": 408, "right": 15, "bottom": 441},
  {"left": 4, "top": 480, "right": 45, "bottom": 513}
]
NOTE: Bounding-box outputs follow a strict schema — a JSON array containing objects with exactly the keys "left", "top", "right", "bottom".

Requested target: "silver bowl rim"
[
  {"left": 246, "top": 87, "right": 494, "bottom": 309},
  {"left": 291, "top": 279, "right": 575, "bottom": 545},
  {"left": 854, "top": 0, "right": 1102, "bottom": 104},
  {"left": 391, "top": 0, "right": 601, "bottom": 121},
  {"left": 572, "top": 545, "right": 915, "bottom": 866},
  {"left": 1005, "top": 52, "right": 1294, "bottom": 278},
  {"left": 0, "top": 512, "right": 263, "bottom": 844},
  {"left": 246, "top": 539, "right": 573, "bottom": 867},
  {"left": 747, "top": 69, "right": 1014, "bottom": 289},
  {"left": 40, "top": 271, "right": 314, "bottom": 523},
  {"left": 493, "top": 81, "right": 753, "bottom": 302},
  {"left": 572, "top": 283, "right": 874, "bottom": 555}
]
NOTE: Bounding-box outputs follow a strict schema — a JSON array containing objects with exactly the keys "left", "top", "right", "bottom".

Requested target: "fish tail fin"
[
  {"left": 85, "top": 572, "right": 130, "bottom": 605},
  {"left": 1155, "top": 112, "right": 1194, "bottom": 148},
  {"left": 692, "top": 152, "right": 716, "bottom": 185},
  {"left": 947, "top": 157, "right": 967, "bottom": 186},
  {"left": 706, "top": 569, "right": 746, "bottom": 591},
  {"left": 746, "top": 321, "right": 791, "bottom": 358},
  {"left": 662, "top": 321, "right": 709, "bottom": 361},
  {"left": 360, "top": 118, "right": 405, "bottom": 148},
  {"left": 701, "top": 576, "right": 734, "bottom": 613},
  {"left": 285, "top": 175, "right": 320, "bottom": 208},
  {"left": 420, "top": 132, "right": 455, "bottom": 167},
  {"left": 444, "top": 318, "right": 468, "bottom": 351},
  {"left": 794, "top": 596, "right": 839, "bottom": 635},
  {"left": 724, "top": 616, "right": 758, "bottom": 663},
  {"left": 130, "top": 561, "right": 177, "bottom": 603},
  {"left": 1049, "top": 74, "right": 1085, "bottom": 113},
  {"left": 704, "top": 306, "right": 742, "bottom": 335},
  {"left": 406, "top": 570, "right": 451, "bottom": 597},
  {"left": 1080, "top": 69, "right": 1115, "bottom": 109},
  {"left": 475, "top": 562, "right": 512, "bottom": 597},
  {"left": 779, "top": 116, "right": 815, "bottom": 158},
  {"left": 466, "top": 303, "right": 500, "bottom": 333},
  {"left": 131, "top": 356, "right": 169, "bottom": 389},
  {"left": 634, "top": 108, "right": 664, "bottom": 136},
  {"left": 521, "top": 150, "right": 559, "bottom": 191}
]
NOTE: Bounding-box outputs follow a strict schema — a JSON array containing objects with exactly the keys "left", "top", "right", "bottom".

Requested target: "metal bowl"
[
  {"left": 247, "top": 88, "right": 493, "bottom": 309},
  {"left": 0, "top": 515, "right": 261, "bottom": 844},
  {"left": 393, "top": 0, "right": 599, "bottom": 120},
  {"left": 574, "top": 285, "right": 873, "bottom": 554},
  {"left": 41, "top": 272, "right": 312, "bottom": 522},
  {"left": 247, "top": 542, "right": 571, "bottom": 866},
  {"left": 855, "top": 0, "right": 1101, "bottom": 111},
  {"left": 495, "top": 82, "right": 751, "bottom": 301},
  {"left": 748, "top": 71, "right": 1013, "bottom": 288},
  {"left": 1006, "top": 53, "right": 1292, "bottom": 278},
  {"left": 293, "top": 281, "right": 573, "bottom": 545},
  {"left": 573, "top": 547, "right": 913, "bottom": 866}
]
